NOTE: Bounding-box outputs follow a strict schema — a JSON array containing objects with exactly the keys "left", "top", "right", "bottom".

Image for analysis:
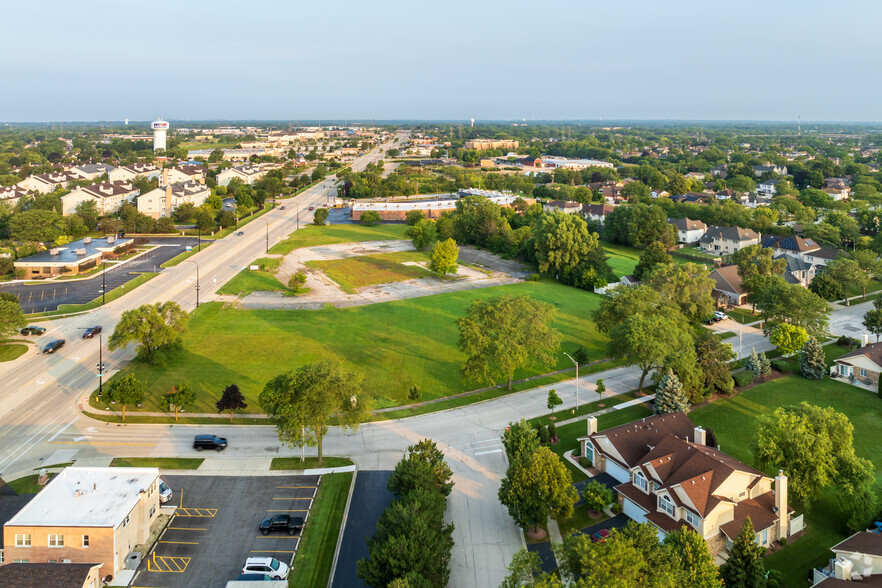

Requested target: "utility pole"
[
  {"left": 101, "top": 262, "right": 107, "bottom": 305},
  {"left": 187, "top": 260, "right": 200, "bottom": 307},
  {"left": 97, "top": 333, "right": 104, "bottom": 397}
]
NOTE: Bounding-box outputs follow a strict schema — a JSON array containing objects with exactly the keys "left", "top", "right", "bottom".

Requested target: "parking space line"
[
  {"left": 250, "top": 550, "right": 297, "bottom": 553},
  {"left": 255, "top": 536, "right": 300, "bottom": 539},
  {"left": 167, "top": 527, "right": 206, "bottom": 531},
  {"left": 267, "top": 509, "right": 308, "bottom": 512},
  {"left": 276, "top": 486, "right": 318, "bottom": 489},
  {"left": 175, "top": 508, "right": 218, "bottom": 517},
  {"left": 147, "top": 554, "right": 191, "bottom": 573},
  {"left": 158, "top": 540, "right": 199, "bottom": 545},
  {"left": 272, "top": 497, "right": 312, "bottom": 500}
]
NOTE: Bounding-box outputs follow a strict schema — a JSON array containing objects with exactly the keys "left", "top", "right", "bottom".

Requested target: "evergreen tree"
[
  {"left": 800, "top": 336, "right": 826, "bottom": 380},
  {"left": 653, "top": 369, "right": 690, "bottom": 414},
  {"left": 720, "top": 517, "right": 766, "bottom": 588},
  {"left": 758, "top": 351, "right": 772, "bottom": 376},
  {"left": 745, "top": 349, "right": 762, "bottom": 377}
]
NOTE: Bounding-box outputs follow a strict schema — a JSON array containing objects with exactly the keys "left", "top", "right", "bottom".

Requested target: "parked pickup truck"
[{"left": 258, "top": 514, "right": 304, "bottom": 536}]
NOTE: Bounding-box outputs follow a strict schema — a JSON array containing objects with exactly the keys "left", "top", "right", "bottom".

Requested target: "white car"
[
  {"left": 713, "top": 311, "right": 728, "bottom": 320},
  {"left": 158, "top": 479, "right": 173, "bottom": 504},
  {"left": 242, "top": 557, "right": 289, "bottom": 580}
]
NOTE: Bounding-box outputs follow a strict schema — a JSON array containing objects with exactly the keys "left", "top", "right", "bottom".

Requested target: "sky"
[{"left": 2, "top": 0, "right": 881, "bottom": 122}]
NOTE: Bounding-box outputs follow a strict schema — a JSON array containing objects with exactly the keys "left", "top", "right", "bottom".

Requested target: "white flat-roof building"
[
  {"left": 540, "top": 156, "right": 614, "bottom": 170},
  {"left": 2, "top": 467, "right": 161, "bottom": 579}
]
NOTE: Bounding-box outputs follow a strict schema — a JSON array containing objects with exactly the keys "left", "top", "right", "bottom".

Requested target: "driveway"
[{"left": 331, "top": 471, "right": 394, "bottom": 588}]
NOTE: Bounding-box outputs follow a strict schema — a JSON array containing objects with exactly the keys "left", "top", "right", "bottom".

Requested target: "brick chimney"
[
  {"left": 775, "top": 470, "right": 789, "bottom": 539},
  {"left": 165, "top": 184, "right": 172, "bottom": 211},
  {"left": 587, "top": 416, "right": 598, "bottom": 436},
  {"left": 161, "top": 168, "right": 169, "bottom": 187},
  {"left": 693, "top": 426, "right": 706, "bottom": 446}
]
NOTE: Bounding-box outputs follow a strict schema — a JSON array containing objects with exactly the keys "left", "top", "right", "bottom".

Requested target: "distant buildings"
[
  {"left": 582, "top": 203, "right": 615, "bottom": 224},
  {"left": 108, "top": 163, "right": 161, "bottom": 183},
  {"left": 350, "top": 191, "right": 529, "bottom": 222},
  {"left": 542, "top": 200, "right": 582, "bottom": 215},
  {"left": 138, "top": 181, "right": 211, "bottom": 218},
  {"left": 16, "top": 171, "right": 80, "bottom": 194},
  {"left": 464, "top": 138, "right": 519, "bottom": 151},
  {"left": 216, "top": 164, "right": 274, "bottom": 187},
  {"left": 70, "top": 163, "right": 116, "bottom": 182},
  {"left": 541, "top": 156, "right": 614, "bottom": 170},
  {"left": 0, "top": 186, "right": 29, "bottom": 208},
  {"left": 667, "top": 217, "right": 707, "bottom": 244}
]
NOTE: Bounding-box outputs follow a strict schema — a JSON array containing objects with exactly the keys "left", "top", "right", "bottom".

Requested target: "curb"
[{"left": 327, "top": 467, "right": 358, "bottom": 588}]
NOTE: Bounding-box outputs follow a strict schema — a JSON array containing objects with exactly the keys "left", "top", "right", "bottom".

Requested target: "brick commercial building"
[{"left": 2, "top": 467, "right": 162, "bottom": 582}]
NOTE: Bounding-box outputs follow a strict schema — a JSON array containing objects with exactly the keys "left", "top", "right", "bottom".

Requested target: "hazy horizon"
[{"left": 2, "top": 0, "right": 880, "bottom": 123}]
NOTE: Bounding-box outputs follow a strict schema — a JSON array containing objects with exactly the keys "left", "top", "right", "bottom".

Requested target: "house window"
[
  {"left": 758, "top": 528, "right": 769, "bottom": 546},
  {"left": 122, "top": 515, "right": 130, "bottom": 528},
  {"left": 584, "top": 444, "right": 594, "bottom": 463},
  {"left": 13, "top": 559, "right": 28, "bottom": 563},
  {"left": 82, "top": 535, "right": 89, "bottom": 548},
  {"left": 150, "top": 505, "right": 156, "bottom": 518},
  {"left": 838, "top": 364, "right": 852, "bottom": 377},
  {"left": 660, "top": 494, "right": 675, "bottom": 517},
  {"left": 634, "top": 471, "right": 648, "bottom": 491},
  {"left": 0, "top": 551, "right": 4, "bottom": 563},
  {"left": 48, "top": 534, "right": 63, "bottom": 548},
  {"left": 685, "top": 509, "right": 701, "bottom": 529},
  {"left": 860, "top": 368, "right": 867, "bottom": 378},
  {"left": 15, "top": 534, "right": 31, "bottom": 547}
]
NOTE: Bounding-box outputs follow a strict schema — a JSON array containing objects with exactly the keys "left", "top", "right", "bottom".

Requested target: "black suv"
[
  {"left": 193, "top": 434, "right": 227, "bottom": 451},
  {"left": 21, "top": 326, "right": 46, "bottom": 336},
  {"left": 42, "top": 339, "right": 65, "bottom": 354},
  {"left": 82, "top": 326, "right": 102, "bottom": 339},
  {"left": 259, "top": 514, "right": 304, "bottom": 536}
]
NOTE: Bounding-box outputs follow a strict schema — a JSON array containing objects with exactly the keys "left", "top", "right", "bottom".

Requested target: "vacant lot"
[
  {"left": 269, "top": 224, "right": 410, "bottom": 255},
  {"left": 218, "top": 257, "right": 290, "bottom": 296},
  {"left": 99, "top": 280, "right": 608, "bottom": 412},
  {"left": 306, "top": 250, "right": 432, "bottom": 293},
  {"left": 691, "top": 375, "right": 882, "bottom": 587}
]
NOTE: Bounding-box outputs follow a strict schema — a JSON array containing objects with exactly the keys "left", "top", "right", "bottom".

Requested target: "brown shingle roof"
[
  {"left": 719, "top": 493, "right": 780, "bottom": 539},
  {"left": 583, "top": 412, "right": 696, "bottom": 467},
  {"left": 832, "top": 532, "right": 882, "bottom": 557},
  {"left": 837, "top": 342, "right": 882, "bottom": 369},
  {"left": 0, "top": 563, "right": 100, "bottom": 588},
  {"left": 709, "top": 265, "right": 744, "bottom": 296}
]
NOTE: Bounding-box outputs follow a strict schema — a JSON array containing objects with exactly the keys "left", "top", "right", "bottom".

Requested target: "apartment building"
[
  {"left": 61, "top": 181, "right": 140, "bottom": 216},
  {"left": 137, "top": 180, "right": 210, "bottom": 218},
  {"left": 463, "top": 138, "right": 519, "bottom": 151},
  {"left": 2, "top": 467, "right": 161, "bottom": 580},
  {"left": 216, "top": 163, "right": 273, "bottom": 186},
  {"left": 16, "top": 171, "right": 80, "bottom": 194},
  {"left": 107, "top": 163, "right": 161, "bottom": 183}
]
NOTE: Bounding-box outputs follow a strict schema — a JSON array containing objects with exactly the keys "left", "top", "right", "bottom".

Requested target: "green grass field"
[
  {"left": 109, "top": 457, "right": 204, "bottom": 469},
  {"left": 307, "top": 250, "right": 431, "bottom": 293},
  {"left": 217, "top": 256, "right": 290, "bottom": 296},
  {"left": 691, "top": 375, "right": 882, "bottom": 586},
  {"left": 269, "top": 224, "right": 410, "bottom": 255},
  {"left": 270, "top": 457, "right": 353, "bottom": 470},
  {"left": 288, "top": 471, "right": 353, "bottom": 587},
  {"left": 98, "top": 279, "right": 609, "bottom": 413},
  {"left": 0, "top": 343, "right": 28, "bottom": 362},
  {"left": 602, "top": 243, "right": 641, "bottom": 278}
]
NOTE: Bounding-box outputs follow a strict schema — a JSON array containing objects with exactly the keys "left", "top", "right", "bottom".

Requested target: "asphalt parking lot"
[{"left": 133, "top": 474, "right": 319, "bottom": 588}]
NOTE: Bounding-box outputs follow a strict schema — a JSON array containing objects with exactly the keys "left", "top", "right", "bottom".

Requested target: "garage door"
[
  {"left": 622, "top": 498, "right": 648, "bottom": 524},
  {"left": 605, "top": 459, "right": 630, "bottom": 484}
]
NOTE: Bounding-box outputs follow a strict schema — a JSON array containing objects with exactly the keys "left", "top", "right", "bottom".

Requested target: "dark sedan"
[
  {"left": 259, "top": 514, "right": 304, "bottom": 536},
  {"left": 43, "top": 339, "right": 65, "bottom": 354},
  {"left": 82, "top": 326, "right": 102, "bottom": 338}
]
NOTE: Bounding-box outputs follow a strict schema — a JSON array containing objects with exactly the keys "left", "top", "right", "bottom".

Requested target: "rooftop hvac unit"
[
  {"left": 75, "top": 249, "right": 87, "bottom": 256},
  {"left": 84, "top": 236, "right": 92, "bottom": 244},
  {"left": 106, "top": 237, "right": 115, "bottom": 244},
  {"left": 49, "top": 248, "right": 59, "bottom": 255}
]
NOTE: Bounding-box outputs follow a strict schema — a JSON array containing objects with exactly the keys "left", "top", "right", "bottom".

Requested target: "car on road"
[
  {"left": 591, "top": 529, "right": 610, "bottom": 543},
  {"left": 237, "top": 231, "right": 244, "bottom": 236},
  {"left": 259, "top": 514, "right": 304, "bottom": 536},
  {"left": 43, "top": 339, "right": 65, "bottom": 354},
  {"left": 308, "top": 206, "right": 314, "bottom": 210},
  {"left": 20, "top": 326, "right": 46, "bottom": 336},
  {"left": 193, "top": 434, "right": 227, "bottom": 451},
  {"left": 279, "top": 206, "right": 286, "bottom": 210},
  {"left": 159, "top": 479, "right": 173, "bottom": 504},
  {"left": 323, "top": 203, "right": 329, "bottom": 207},
  {"left": 82, "top": 326, "right": 102, "bottom": 338},
  {"left": 242, "top": 557, "right": 289, "bottom": 580}
]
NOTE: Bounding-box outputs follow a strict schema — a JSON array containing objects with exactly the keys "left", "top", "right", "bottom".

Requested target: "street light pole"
[
  {"left": 187, "top": 260, "right": 200, "bottom": 307},
  {"left": 97, "top": 333, "right": 104, "bottom": 397},
  {"left": 101, "top": 261, "right": 107, "bottom": 305},
  {"left": 263, "top": 219, "right": 269, "bottom": 252},
  {"left": 563, "top": 352, "right": 579, "bottom": 408}
]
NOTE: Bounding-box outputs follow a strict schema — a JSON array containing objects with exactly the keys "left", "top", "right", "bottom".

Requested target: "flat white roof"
[
  {"left": 351, "top": 194, "right": 520, "bottom": 212},
  {"left": 7, "top": 467, "right": 158, "bottom": 528}
]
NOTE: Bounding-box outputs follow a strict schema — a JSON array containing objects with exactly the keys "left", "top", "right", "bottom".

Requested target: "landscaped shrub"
[
  {"left": 547, "top": 422, "right": 557, "bottom": 442},
  {"left": 528, "top": 273, "right": 541, "bottom": 282},
  {"left": 536, "top": 423, "right": 550, "bottom": 444},
  {"left": 579, "top": 457, "right": 592, "bottom": 469},
  {"left": 734, "top": 371, "right": 755, "bottom": 387},
  {"left": 771, "top": 359, "right": 791, "bottom": 373}
]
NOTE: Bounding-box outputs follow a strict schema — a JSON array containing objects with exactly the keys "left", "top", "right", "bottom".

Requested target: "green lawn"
[
  {"left": 7, "top": 473, "right": 54, "bottom": 495},
  {"left": 269, "top": 224, "right": 410, "bottom": 255},
  {"left": 691, "top": 375, "right": 882, "bottom": 586},
  {"left": 288, "top": 471, "right": 353, "bottom": 588},
  {"left": 270, "top": 457, "right": 353, "bottom": 470},
  {"left": 602, "top": 243, "right": 641, "bottom": 279},
  {"left": 97, "top": 279, "right": 610, "bottom": 412},
  {"left": 727, "top": 307, "right": 760, "bottom": 324},
  {"left": 109, "top": 457, "right": 204, "bottom": 469},
  {"left": 307, "top": 250, "right": 431, "bottom": 293},
  {"left": 217, "top": 265, "right": 289, "bottom": 296},
  {"left": 0, "top": 343, "right": 28, "bottom": 362},
  {"left": 161, "top": 242, "right": 213, "bottom": 268}
]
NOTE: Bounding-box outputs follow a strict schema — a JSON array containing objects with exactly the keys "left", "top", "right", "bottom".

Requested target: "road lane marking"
[
  {"left": 72, "top": 436, "right": 90, "bottom": 442},
  {"left": 474, "top": 449, "right": 504, "bottom": 456},
  {"left": 272, "top": 497, "right": 312, "bottom": 500},
  {"left": 267, "top": 509, "right": 308, "bottom": 512},
  {"left": 276, "top": 486, "right": 317, "bottom": 489},
  {"left": 47, "top": 441, "right": 156, "bottom": 446},
  {"left": 46, "top": 418, "right": 79, "bottom": 443}
]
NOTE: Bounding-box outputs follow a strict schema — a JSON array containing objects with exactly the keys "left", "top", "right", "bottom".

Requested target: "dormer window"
[
  {"left": 660, "top": 494, "right": 675, "bottom": 517},
  {"left": 634, "top": 471, "right": 648, "bottom": 491}
]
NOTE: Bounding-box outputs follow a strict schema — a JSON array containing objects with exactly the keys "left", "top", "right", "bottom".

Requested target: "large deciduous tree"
[
  {"left": 502, "top": 419, "right": 540, "bottom": 464},
  {"left": 863, "top": 295, "right": 882, "bottom": 341},
  {"left": 754, "top": 278, "right": 829, "bottom": 340},
  {"left": 106, "top": 374, "right": 145, "bottom": 421},
  {"left": 429, "top": 238, "right": 459, "bottom": 277},
  {"left": 645, "top": 262, "right": 715, "bottom": 322},
  {"left": 457, "top": 294, "right": 560, "bottom": 390},
  {"left": 633, "top": 241, "right": 672, "bottom": 280},
  {"left": 258, "top": 361, "right": 373, "bottom": 464},
  {"left": 216, "top": 384, "right": 247, "bottom": 422},
  {"left": 770, "top": 323, "right": 809, "bottom": 356},
  {"left": 387, "top": 439, "right": 454, "bottom": 498},
  {"left": 312, "top": 207, "right": 329, "bottom": 225},
  {"left": 607, "top": 311, "right": 694, "bottom": 392},
  {"left": 108, "top": 301, "right": 188, "bottom": 365},
  {"left": 498, "top": 446, "right": 578, "bottom": 535},
  {"left": 533, "top": 213, "right": 609, "bottom": 282},
  {"left": 825, "top": 257, "right": 870, "bottom": 300},
  {"left": 405, "top": 218, "right": 436, "bottom": 250},
  {"left": 0, "top": 298, "right": 26, "bottom": 342}
]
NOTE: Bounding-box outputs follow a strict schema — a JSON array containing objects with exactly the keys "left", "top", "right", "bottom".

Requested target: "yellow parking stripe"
[
  {"left": 147, "top": 554, "right": 191, "bottom": 573},
  {"left": 175, "top": 508, "right": 218, "bottom": 517}
]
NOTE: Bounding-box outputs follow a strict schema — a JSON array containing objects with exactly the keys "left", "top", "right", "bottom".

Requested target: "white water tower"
[
  {"left": 470, "top": 118, "right": 475, "bottom": 128},
  {"left": 151, "top": 118, "right": 169, "bottom": 152}
]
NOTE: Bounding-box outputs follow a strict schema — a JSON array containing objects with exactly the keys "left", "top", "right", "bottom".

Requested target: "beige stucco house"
[
  {"left": 699, "top": 225, "right": 760, "bottom": 255},
  {"left": 61, "top": 182, "right": 140, "bottom": 216},
  {"left": 137, "top": 180, "right": 211, "bottom": 219},
  {"left": 578, "top": 412, "right": 798, "bottom": 557}
]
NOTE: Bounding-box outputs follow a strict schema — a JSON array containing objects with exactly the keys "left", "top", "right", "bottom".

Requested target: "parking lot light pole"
[
  {"left": 187, "top": 260, "right": 200, "bottom": 307},
  {"left": 563, "top": 352, "right": 579, "bottom": 408}
]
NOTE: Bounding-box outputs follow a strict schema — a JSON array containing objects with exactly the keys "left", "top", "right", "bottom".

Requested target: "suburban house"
[
  {"left": 668, "top": 217, "right": 707, "bottom": 244},
  {"left": 161, "top": 164, "right": 205, "bottom": 186},
  {"left": 0, "top": 186, "right": 29, "bottom": 208},
  {"left": 832, "top": 343, "right": 882, "bottom": 387},
  {"left": 708, "top": 265, "right": 746, "bottom": 306},
  {"left": 685, "top": 171, "right": 706, "bottom": 180},
  {"left": 0, "top": 563, "right": 103, "bottom": 587},
  {"left": 13, "top": 236, "right": 134, "bottom": 278},
  {"left": 803, "top": 248, "right": 843, "bottom": 267},
  {"left": 61, "top": 181, "right": 140, "bottom": 216},
  {"left": 776, "top": 253, "right": 817, "bottom": 287},
  {"left": 137, "top": 180, "right": 211, "bottom": 219},
  {"left": 577, "top": 412, "right": 798, "bottom": 558},
  {"left": 582, "top": 203, "right": 615, "bottom": 224},
  {"left": 70, "top": 163, "right": 116, "bottom": 182},
  {"left": 757, "top": 179, "right": 781, "bottom": 196},
  {"left": 16, "top": 171, "right": 80, "bottom": 194},
  {"left": 216, "top": 163, "right": 272, "bottom": 186},
  {"left": 351, "top": 194, "right": 529, "bottom": 222},
  {"left": 710, "top": 164, "right": 728, "bottom": 178},
  {"left": 813, "top": 531, "right": 882, "bottom": 585},
  {"left": 753, "top": 164, "right": 788, "bottom": 177},
  {"left": 542, "top": 200, "right": 582, "bottom": 215},
  {"left": 699, "top": 226, "right": 761, "bottom": 255},
  {"left": 107, "top": 163, "right": 161, "bottom": 183},
  {"left": 823, "top": 186, "right": 850, "bottom": 201},
  {"left": 2, "top": 467, "right": 162, "bottom": 581},
  {"left": 762, "top": 235, "right": 842, "bottom": 267}
]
